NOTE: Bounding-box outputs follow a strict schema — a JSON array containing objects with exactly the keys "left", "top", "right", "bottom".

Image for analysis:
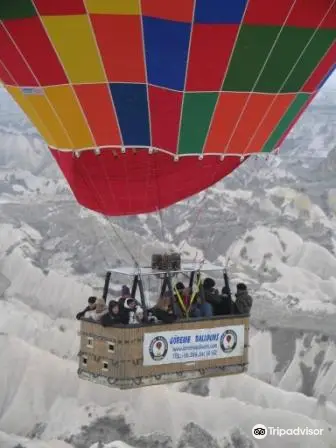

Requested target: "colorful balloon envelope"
[{"left": 0, "top": 0, "right": 335, "bottom": 215}]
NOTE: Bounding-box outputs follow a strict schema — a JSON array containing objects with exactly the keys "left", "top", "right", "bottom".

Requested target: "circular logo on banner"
[
  {"left": 149, "top": 336, "right": 168, "bottom": 361},
  {"left": 220, "top": 329, "right": 237, "bottom": 353}
]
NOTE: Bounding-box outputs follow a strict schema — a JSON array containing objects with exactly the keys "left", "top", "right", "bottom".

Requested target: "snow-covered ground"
[
  {"left": 1, "top": 328, "right": 336, "bottom": 448},
  {"left": 228, "top": 226, "right": 336, "bottom": 314},
  {"left": 2, "top": 217, "right": 336, "bottom": 447}
]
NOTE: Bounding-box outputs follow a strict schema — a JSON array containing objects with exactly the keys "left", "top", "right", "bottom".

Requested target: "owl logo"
[
  {"left": 149, "top": 336, "right": 168, "bottom": 361},
  {"left": 220, "top": 330, "right": 237, "bottom": 353}
]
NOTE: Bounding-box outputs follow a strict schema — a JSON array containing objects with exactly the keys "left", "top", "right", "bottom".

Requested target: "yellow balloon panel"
[
  {"left": 41, "top": 15, "right": 106, "bottom": 84},
  {"left": 85, "top": 0, "right": 140, "bottom": 15},
  {"left": 6, "top": 86, "right": 69, "bottom": 148},
  {"left": 44, "top": 85, "right": 95, "bottom": 149}
]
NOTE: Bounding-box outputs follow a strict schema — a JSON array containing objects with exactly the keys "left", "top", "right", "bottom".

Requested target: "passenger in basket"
[
  {"left": 85, "top": 297, "right": 108, "bottom": 322},
  {"left": 173, "top": 282, "right": 211, "bottom": 318},
  {"left": 193, "top": 277, "right": 219, "bottom": 317},
  {"left": 120, "top": 297, "right": 144, "bottom": 324},
  {"left": 101, "top": 300, "right": 122, "bottom": 326},
  {"left": 149, "top": 292, "right": 176, "bottom": 324},
  {"left": 211, "top": 286, "right": 233, "bottom": 316},
  {"left": 118, "top": 285, "right": 132, "bottom": 309},
  {"left": 173, "top": 282, "right": 187, "bottom": 318},
  {"left": 234, "top": 283, "right": 253, "bottom": 315},
  {"left": 76, "top": 296, "right": 96, "bottom": 320},
  {"left": 120, "top": 285, "right": 131, "bottom": 300}
]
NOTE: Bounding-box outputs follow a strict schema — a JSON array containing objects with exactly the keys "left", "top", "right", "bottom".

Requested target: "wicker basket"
[
  {"left": 78, "top": 315, "right": 249, "bottom": 389},
  {"left": 151, "top": 253, "right": 181, "bottom": 271}
]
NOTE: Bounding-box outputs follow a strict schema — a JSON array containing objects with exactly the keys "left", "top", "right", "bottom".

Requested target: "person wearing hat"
[
  {"left": 76, "top": 296, "right": 97, "bottom": 320},
  {"left": 121, "top": 285, "right": 131, "bottom": 298}
]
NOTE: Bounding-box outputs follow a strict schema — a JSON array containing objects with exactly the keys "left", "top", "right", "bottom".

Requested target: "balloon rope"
[
  {"left": 81, "top": 0, "right": 145, "bottom": 267},
  {"left": 152, "top": 155, "right": 168, "bottom": 246},
  {"left": 96, "top": 150, "right": 146, "bottom": 265},
  {"left": 79, "top": 161, "right": 140, "bottom": 267}
]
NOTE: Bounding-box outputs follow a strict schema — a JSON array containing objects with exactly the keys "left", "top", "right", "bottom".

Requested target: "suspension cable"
[
  {"left": 93, "top": 149, "right": 142, "bottom": 266},
  {"left": 54, "top": 173, "right": 115, "bottom": 271},
  {"left": 78, "top": 159, "right": 140, "bottom": 267}
]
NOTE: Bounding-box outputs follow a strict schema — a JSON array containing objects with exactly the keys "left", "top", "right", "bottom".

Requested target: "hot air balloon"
[
  {"left": 0, "top": 0, "right": 335, "bottom": 389},
  {"left": 0, "top": 0, "right": 335, "bottom": 217}
]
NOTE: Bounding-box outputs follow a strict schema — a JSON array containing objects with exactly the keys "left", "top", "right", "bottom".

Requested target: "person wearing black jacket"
[
  {"left": 234, "top": 283, "right": 253, "bottom": 314},
  {"left": 118, "top": 296, "right": 143, "bottom": 324},
  {"left": 202, "top": 278, "right": 221, "bottom": 314},
  {"left": 101, "top": 300, "right": 123, "bottom": 326},
  {"left": 76, "top": 296, "right": 96, "bottom": 320},
  {"left": 149, "top": 292, "right": 177, "bottom": 323}
]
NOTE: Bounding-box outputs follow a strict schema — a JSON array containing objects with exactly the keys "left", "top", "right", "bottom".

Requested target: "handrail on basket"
[{"left": 79, "top": 313, "right": 250, "bottom": 330}]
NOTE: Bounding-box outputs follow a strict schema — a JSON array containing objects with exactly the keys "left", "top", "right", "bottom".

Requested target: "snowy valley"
[{"left": 0, "top": 83, "right": 336, "bottom": 448}]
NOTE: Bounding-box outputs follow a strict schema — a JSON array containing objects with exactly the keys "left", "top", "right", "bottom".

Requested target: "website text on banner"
[{"left": 143, "top": 325, "right": 245, "bottom": 366}]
